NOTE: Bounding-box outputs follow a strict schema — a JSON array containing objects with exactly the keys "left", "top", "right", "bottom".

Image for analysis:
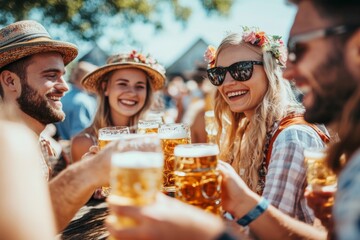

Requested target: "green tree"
[{"left": 0, "top": 0, "right": 233, "bottom": 45}]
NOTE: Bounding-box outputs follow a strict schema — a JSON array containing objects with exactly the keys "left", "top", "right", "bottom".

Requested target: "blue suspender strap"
[{"left": 236, "top": 197, "right": 270, "bottom": 226}]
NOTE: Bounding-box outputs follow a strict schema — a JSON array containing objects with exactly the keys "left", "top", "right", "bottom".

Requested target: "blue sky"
[{"left": 93, "top": 0, "right": 297, "bottom": 67}]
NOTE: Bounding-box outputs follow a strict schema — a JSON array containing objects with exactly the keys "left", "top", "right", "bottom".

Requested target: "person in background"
[
  {"left": 106, "top": 0, "right": 360, "bottom": 239},
  {"left": 71, "top": 50, "right": 166, "bottom": 163},
  {"left": 183, "top": 62, "right": 216, "bottom": 143},
  {"left": 55, "top": 61, "right": 98, "bottom": 141},
  {"left": 0, "top": 20, "right": 119, "bottom": 231}
]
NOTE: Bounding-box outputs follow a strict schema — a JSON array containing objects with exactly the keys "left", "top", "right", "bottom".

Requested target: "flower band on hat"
[
  {"left": 81, "top": 50, "right": 166, "bottom": 93},
  {"left": 0, "top": 20, "right": 78, "bottom": 68}
]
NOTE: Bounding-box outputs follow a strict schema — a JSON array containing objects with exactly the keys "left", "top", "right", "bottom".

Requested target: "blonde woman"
[
  {"left": 71, "top": 51, "right": 166, "bottom": 162},
  {"left": 205, "top": 28, "right": 329, "bottom": 224}
]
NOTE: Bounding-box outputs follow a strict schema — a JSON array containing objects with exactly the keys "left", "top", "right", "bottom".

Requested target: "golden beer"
[
  {"left": 109, "top": 151, "right": 163, "bottom": 228},
  {"left": 158, "top": 123, "right": 191, "bottom": 193},
  {"left": 137, "top": 120, "right": 162, "bottom": 134},
  {"left": 108, "top": 134, "right": 163, "bottom": 232},
  {"left": 304, "top": 148, "right": 337, "bottom": 192},
  {"left": 98, "top": 126, "right": 130, "bottom": 196},
  {"left": 174, "top": 144, "right": 221, "bottom": 215}
]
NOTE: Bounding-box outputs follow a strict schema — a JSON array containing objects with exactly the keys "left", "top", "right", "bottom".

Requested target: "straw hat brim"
[
  {"left": 0, "top": 40, "right": 78, "bottom": 68},
  {"left": 81, "top": 62, "right": 166, "bottom": 92}
]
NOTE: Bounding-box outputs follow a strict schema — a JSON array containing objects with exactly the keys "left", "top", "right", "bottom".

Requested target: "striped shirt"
[{"left": 263, "top": 124, "right": 327, "bottom": 223}]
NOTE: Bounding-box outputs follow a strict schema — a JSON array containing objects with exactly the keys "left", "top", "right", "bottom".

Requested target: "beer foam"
[
  {"left": 174, "top": 144, "right": 219, "bottom": 157},
  {"left": 158, "top": 130, "right": 189, "bottom": 139},
  {"left": 99, "top": 134, "right": 127, "bottom": 141},
  {"left": 304, "top": 148, "right": 326, "bottom": 159},
  {"left": 112, "top": 151, "right": 163, "bottom": 168}
]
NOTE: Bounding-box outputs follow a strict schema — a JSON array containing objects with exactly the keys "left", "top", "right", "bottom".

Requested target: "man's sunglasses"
[
  {"left": 207, "top": 61, "right": 263, "bottom": 86},
  {"left": 287, "top": 24, "right": 359, "bottom": 63}
]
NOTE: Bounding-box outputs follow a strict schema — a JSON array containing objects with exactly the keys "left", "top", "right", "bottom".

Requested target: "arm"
[
  {"left": 218, "top": 161, "right": 327, "bottom": 240},
  {"left": 0, "top": 122, "right": 56, "bottom": 239},
  {"left": 49, "top": 141, "right": 114, "bottom": 231}
]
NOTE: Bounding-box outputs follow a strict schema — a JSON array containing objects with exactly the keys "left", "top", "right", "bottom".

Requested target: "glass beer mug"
[
  {"left": 98, "top": 126, "right": 130, "bottom": 196},
  {"left": 304, "top": 147, "right": 337, "bottom": 208},
  {"left": 158, "top": 123, "right": 191, "bottom": 195},
  {"left": 137, "top": 119, "right": 162, "bottom": 134},
  {"left": 174, "top": 143, "right": 222, "bottom": 215},
  {"left": 107, "top": 134, "right": 163, "bottom": 233}
]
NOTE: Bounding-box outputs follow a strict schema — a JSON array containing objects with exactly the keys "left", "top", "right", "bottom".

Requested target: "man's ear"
[
  {"left": 346, "top": 29, "right": 360, "bottom": 78},
  {"left": 0, "top": 70, "right": 21, "bottom": 94}
]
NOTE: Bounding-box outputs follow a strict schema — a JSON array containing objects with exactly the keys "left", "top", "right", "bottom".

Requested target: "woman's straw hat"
[
  {"left": 81, "top": 50, "right": 166, "bottom": 92},
  {"left": 0, "top": 20, "right": 78, "bottom": 68}
]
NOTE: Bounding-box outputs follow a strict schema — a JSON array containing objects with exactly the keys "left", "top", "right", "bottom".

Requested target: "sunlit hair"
[
  {"left": 85, "top": 69, "right": 153, "bottom": 137},
  {"left": 214, "top": 33, "right": 303, "bottom": 191}
]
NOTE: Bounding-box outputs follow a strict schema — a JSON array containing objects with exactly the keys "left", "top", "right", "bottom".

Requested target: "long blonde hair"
[
  {"left": 86, "top": 69, "right": 153, "bottom": 137},
  {"left": 214, "top": 33, "right": 303, "bottom": 191}
]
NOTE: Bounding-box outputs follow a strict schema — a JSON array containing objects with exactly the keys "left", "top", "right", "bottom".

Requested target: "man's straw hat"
[
  {"left": 82, "top": 50, "right": 166, "bottom": 92},
  {"left": 0, "top": 20, "right": 78, "bottom": 68}
]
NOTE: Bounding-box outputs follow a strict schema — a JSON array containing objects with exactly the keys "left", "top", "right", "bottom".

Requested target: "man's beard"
[
  {"left": 17, "top": 81, "right": 65, "bottom": 125},
  {"left": 304, "top": 48, "right": 358, "bottom": 125}
]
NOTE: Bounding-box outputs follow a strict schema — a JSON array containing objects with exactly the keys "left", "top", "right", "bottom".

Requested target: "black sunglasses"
[
  {"left": 207, "top": 61, "right": 263, "bottom": 86},
  {"left": 287, "top": 24, "right": 359, "bottom": 63}
]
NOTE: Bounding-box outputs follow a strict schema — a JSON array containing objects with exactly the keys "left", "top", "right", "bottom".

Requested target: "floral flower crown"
[{"left": 204, "top": 27, "right": 287, "bottom": 68}]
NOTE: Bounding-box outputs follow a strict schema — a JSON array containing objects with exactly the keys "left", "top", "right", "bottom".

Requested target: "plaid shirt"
[
  {"left": 263, "top": 124, "right": 327, "bottom": 223},
  {"left": 334, "top": 149, "right": 360, "bottom": 240},
  {"left": 39, "top": 136, "right": 55, "bottom": 181}
]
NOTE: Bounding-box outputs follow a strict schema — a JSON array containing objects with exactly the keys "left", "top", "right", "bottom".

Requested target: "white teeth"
[
  {"left": 120, "top": 99, "right": 136, "bottom": 105},
  {"left": 49, "top": 96, "right": 60, "bottom": 101},
  {"left": 227, "top": 90, "right": 247, "bottom": 98}
]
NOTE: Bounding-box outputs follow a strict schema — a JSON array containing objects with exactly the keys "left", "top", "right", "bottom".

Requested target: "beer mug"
[
  {"left": 98, "top": 126, "right": 130, "bottom": 196},
  {"left": 158, "top": 123, "right": 191, "bottom": 194},
  {"left": 137, "top": 119, "right": 162, "bottom": 134},
  {"left": 98, "top": 126, "right": 130, "bottom": 149},
  {"left": 174, "top": 143, "right": 222, "bottom": 215},
  {"left": 304, "top": 147, "right": 337, "bottom": 192},
  {"left": 204, "top": 110, "right": 217, "bottom": 144},
  {"left": 107, "top": 134, "right": 163, "bottom": 230}
]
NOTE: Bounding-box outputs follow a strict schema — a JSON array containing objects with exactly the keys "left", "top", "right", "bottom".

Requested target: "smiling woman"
[
  {"left": 70, "top": 50, "right": 166, "bottom": 169},
  {"left": 205, "top": 27, "right": 330, "bottom": 226}
]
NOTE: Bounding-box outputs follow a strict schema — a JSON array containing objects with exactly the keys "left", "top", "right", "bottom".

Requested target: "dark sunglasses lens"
[
  {"left": 229, "top": 62, "right": 253, "bottom": 81},
  {"left": 207, "top": 68, "right": 225, "bottom": 86}
]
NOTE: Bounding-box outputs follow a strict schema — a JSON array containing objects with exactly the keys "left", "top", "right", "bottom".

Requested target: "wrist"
[
  {"left": 232, "top": 189, "right": 260, "bottom": 219},
  {"left": 236, "top": 197, "right": 270, "bottom": 226}
]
